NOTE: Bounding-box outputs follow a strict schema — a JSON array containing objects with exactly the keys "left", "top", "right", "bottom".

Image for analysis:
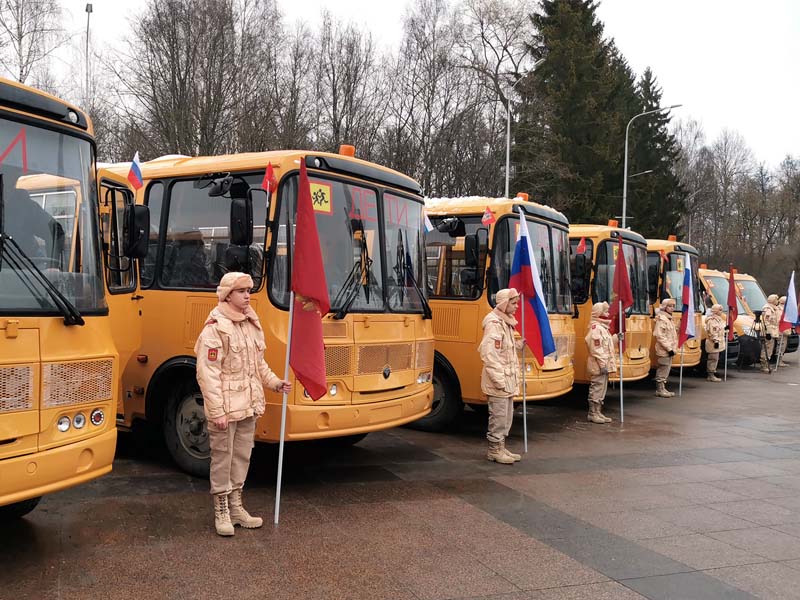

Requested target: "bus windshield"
[
  {"left": 0, "top": 118, "right": 105, "bottom": 314},
  {"left": 270, "top": 174, "right": 425, "bottom": 314},
  {"left": 594, "top": 241, "right": 649, "bottom": 314},
  {"left": 489, "top": 216, "right": 572, "bottom": 314},
  {"left": 738, "top": 279, "right": 768, "bottom": 313},
  {"left": 664, "top": 253, "right": 703, "bottom": 312},
  {"left": 704, "top": 276, "right": 747, "bottom": 313}
]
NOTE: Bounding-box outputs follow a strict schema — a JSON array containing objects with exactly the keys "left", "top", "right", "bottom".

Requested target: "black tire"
[
  {"left": 163, "top": 379, "right": 211, "bottom": 478},
  {"left": 466, "top": 403, "right": 488, "bottom": 417},
  {"left": 407, "top": 361, "right": 462, "bottom": 432},
  {"left": 0, "top": 496, "right": 41, "bottom": 520}
]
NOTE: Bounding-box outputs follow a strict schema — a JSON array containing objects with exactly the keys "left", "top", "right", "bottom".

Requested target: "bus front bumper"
[
  {"left": 609, "top": 359, "right": 651, "bottom": 383},
  {"left": 1, "top": 428, "right": 116, "bottom": 507},
  {"left": 257, "top": 387, "right": 434, "bottom": 442}
]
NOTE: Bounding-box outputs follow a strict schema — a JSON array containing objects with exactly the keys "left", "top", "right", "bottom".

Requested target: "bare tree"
[{"left": 0, "top": 0, "right": 66, "bottom": 84}]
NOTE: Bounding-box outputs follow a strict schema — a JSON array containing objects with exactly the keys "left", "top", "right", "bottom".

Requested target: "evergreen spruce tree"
[
  {"left": 514, "top": 0, "right": 639, "bottom": 222},
  {"left": 626, "top": 68, "right": 685, "bottom": 237}
]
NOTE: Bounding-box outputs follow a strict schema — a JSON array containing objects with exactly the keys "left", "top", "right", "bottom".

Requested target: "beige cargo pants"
[
  {"left": 588, "top": 372, "right": 608, "bottom": 408},
  {"left": 655, "top": 356, "right": 672, "bottom": 383},
  {"left": 486, "top": 396, "right": 514, "bottom": 443},
  {"left": 706, "top": 351, "right": 719, "bottom": 375},
  {"left": 208, "top": 416, "right": 256, "bottom": 495}
]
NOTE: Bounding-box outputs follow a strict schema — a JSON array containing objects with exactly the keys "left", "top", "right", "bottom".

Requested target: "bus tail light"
[{"left": 90, "top": 408, "right": 105, "bottom": 426}]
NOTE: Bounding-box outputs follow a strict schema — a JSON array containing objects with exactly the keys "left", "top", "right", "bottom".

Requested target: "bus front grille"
[
  {"left": 325, "top": 345, "right": 352, "bottom": 377},
  {"left": 42, "top": 359, "right": 113, "bottom": 408},
  {"left": 0, "top": 365, "right": 33, "bottom": 413},
  {"left": 358, "top": 343, "right": 413, "bottom": 374}
]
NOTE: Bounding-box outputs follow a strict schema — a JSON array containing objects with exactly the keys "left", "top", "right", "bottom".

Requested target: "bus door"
[{"left": 99, "top": 180, "right": 146, "bottom": 420}]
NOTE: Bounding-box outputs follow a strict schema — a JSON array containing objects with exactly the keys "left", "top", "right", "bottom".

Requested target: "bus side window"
[{"left": 141, "top": 182, "right": 163, "bottom": 288}]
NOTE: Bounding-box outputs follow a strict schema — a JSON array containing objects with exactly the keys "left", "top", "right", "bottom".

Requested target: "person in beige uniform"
[
  {"left": 195, "top": 272, "right": 291, "bottom": 536},
  {"left": 479, "top": 288, "right": 524, "bottom": 465},
  {"left": 704, "top": 304, "right": 726, "bottom": 382},
  {"left": 760, "top": 294, "right": 781, "bottom": 373},
  {"left": 653, "top": 298, "right": 678, "bottom": 397},
  {"left": 777, "top": 296, "right": 790, "bottom": 367},
  {"left": 585, "top": 302, "right": 617, "bottom": 424}
]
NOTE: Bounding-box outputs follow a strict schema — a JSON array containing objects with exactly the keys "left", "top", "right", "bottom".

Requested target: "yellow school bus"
[
  {"left": 417, "top": 195, "right": 574, "bottom": 431},
  {"left": 569, "top": 223, "right": 652, "bottom": 383},
  {"left": 0, "top": 78, "right": 144, "bottom": 518},
  {"left": 696, "top": 266, "right": 745, "bottom": 365},
  {"left": 646, "top": 238, "right": 703, "bottom": 368},
  {"left": 98, "top": 147, "right": 434, "bottom": 476}
]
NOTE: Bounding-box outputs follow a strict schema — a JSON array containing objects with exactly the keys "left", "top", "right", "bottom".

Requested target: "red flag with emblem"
[
  {"left": 288, "top": 161, "right": 330, "bottom": 400},
  {"left": 726, "top": 265, "right": 738, "bottom": 341},
  {"left": 481, "top": 206, "right": 496, "bottom": 225},
  {"left": 608, "top": 238, "right": 634, "bottom": 351},
  {"left": 576, "top": 237, "right": 586, "bottom": 254},
  {"left": 261, "top": 162, "right": 277, "bottom": 193}
]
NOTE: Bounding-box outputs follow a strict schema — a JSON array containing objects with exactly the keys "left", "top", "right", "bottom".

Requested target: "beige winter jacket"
[
  {"left": 761, "top": 303, "right": 781, "bottom": 337},
  {"left": 479, "top": 309, "right": 523, "bottom": 398},
  {"left": 585, "top": 316, "right": 618, "bottom": 376},
  {"left": 704, "top": 312, "right": 727, "bottom": 353},
  {"left": 653, "top": 309, "right": 679, "bottom": 357},
  {"left": 194, "top": 303, "right": 282, "bottom": 422}
]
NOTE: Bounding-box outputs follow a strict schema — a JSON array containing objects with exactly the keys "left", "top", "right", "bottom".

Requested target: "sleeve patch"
[
  {"left": 594, "top": 339, "right": 601, "bottom": 347},
  {"left": 208, "top": 348, "right": 218, "bottom": 361},
  {"left": 494, "top": 339, "right": 502, "bottom": 349}
]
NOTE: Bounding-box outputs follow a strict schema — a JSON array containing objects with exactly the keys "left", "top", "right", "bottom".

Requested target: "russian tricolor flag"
[
  {"left": 779, "top": 271, "right": 798, "bottom": 332},
  {"left": 509, "top": 211, "right": 555, "bottom": 366},
  {"left": 127, "top": 151, "right": 144, "bottom": 190},
  {"left": 678, "top": 253, "right": 697, "bottom": 347}
]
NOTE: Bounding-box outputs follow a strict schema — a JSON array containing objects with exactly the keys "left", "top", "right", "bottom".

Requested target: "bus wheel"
[
  {"left": 0, "top": 496, "right": 41, "bottom": 520},
  {"left": 163, "top": 381, "right": 211, "bottom": 478},
  {"left": 407, "top": 367, "right": 462, "bottom": 432}
]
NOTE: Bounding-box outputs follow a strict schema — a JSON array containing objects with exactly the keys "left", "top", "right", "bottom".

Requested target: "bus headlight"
[
  {"left": 329, "top": 384, "right": 338, "bottom": 396},
  {"left": 525, "top": 363, "right": 533, "bottom": 373},
  {"left": 57, "top": 416, "right": 71, "bottom": 432},
  {"left": 73, "top": 413, "right": 86, "bottom": 429},
  {"left": 417, "top": 371, "right": 432, "bottom": 384}
]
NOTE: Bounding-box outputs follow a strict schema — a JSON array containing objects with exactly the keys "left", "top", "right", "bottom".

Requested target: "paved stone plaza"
[{"left": 5, "top": 363, "right": 800, "bottom": 599}]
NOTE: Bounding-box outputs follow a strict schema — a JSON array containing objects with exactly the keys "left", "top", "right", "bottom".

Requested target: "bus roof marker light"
[
  {"left": 516, "top": 192, "right": 529, "bottom": 202},
  {"left": 608, "top": 219, "right": 618, "bottom": 227},
  {"left": 668, "top": 234, "right": 677, "bottom": 241},
  {"left": 339, "top": 145, "right": 355, "bottom": 157},
  {"left": 67, "top": 110, "right": 79, "bottom": 124}
]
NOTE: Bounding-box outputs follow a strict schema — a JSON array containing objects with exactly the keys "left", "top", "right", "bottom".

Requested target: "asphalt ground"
[{"left": 4, "top": 359, "right": 800, "bottom": 600}]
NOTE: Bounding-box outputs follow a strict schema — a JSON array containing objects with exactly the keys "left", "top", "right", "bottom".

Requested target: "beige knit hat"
[
  {"left": 495, "top": 288, "right": 520, "bottom": 311},
  {"left": 591, "top": 301, "right": 609, "bottom": 317},
  {"left": 768, "top": 294, "right": 779, "bottom": 305},
  {"left": 711, "top": 303, "right": 723, "bottom": 314},
  {"left": 217, "top": 272, "right": 254, "bottom": 302},
  {"left": 661, "top": 298, "right": 677, "bottom": 308}
]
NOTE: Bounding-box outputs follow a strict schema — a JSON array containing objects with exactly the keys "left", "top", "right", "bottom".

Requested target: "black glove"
[
  {"left": 668, "top": 350, "right": 675, "bottom": 357},
  {"left": 724, "top": 325, "right": 730, "bottom": 331},
  {"left": 766, "top": 333, "right": 772, "bottom": 341},
  {"left": 714, "top": 342, "right": 720, "bottom": 349}
]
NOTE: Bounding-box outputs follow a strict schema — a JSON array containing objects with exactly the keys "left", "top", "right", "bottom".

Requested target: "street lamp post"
[
  {"left": 85, "top": 4, "right": 93, "bottom": 101},
  {"left": 621, "top": 104, "right": 682, "bottom": 229},
  {"left": 505, "top": 58, "right": 544, "bottom": 199}
]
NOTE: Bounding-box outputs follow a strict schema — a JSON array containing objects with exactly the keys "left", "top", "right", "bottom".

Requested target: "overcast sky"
[{"left": 64, "top": 0, "right": 798, "bottom": 169}]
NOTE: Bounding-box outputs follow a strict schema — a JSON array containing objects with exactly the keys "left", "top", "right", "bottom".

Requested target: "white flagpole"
[
  {"left": 274, "top": 177, "right": 293, "bottom": 526},
  {"left": 724, "top": 339, "right": 729, "bottom": 381},
  {"left": 776, "top": 334, "right": 784, "bottom": 372},
  {"left": 618, "top": 300, "right": 624, "bottom": 424},
  {"left": 679, "top": 347, "right": 684, "bottom": 396},
  {"left": 273, "top": 292, "right": 295, "bottom": 525},
  {"left": 521, "top": 293, "right": 528, "bottom": 454}
]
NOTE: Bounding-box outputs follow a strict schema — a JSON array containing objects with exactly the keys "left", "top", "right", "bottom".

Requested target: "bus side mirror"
[
  {"left": 464, "top": 233, "right": 479, "bottom": 269},
  {"left": 647, "top": 263, "right": 659, "bottom": 300},
  {"left": 122, "top": 204, "right": 149, "bottom": 259},
  {"left": 230, "top": 197, "right": 253, "bottom": 246},
  {"left": 571, "top": 253, "right": 591, "bottom": 304}
]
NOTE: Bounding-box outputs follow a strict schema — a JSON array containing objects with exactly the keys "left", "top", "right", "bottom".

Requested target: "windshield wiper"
[
  {"left": 332, "top": 218, "right": 377, "bottom": 319},
  {"left": 394, "top": 230, "right": 431, "bottom": 319},
  {"left": 0, "top": 234, "right": 84, "bottom": 326}
]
